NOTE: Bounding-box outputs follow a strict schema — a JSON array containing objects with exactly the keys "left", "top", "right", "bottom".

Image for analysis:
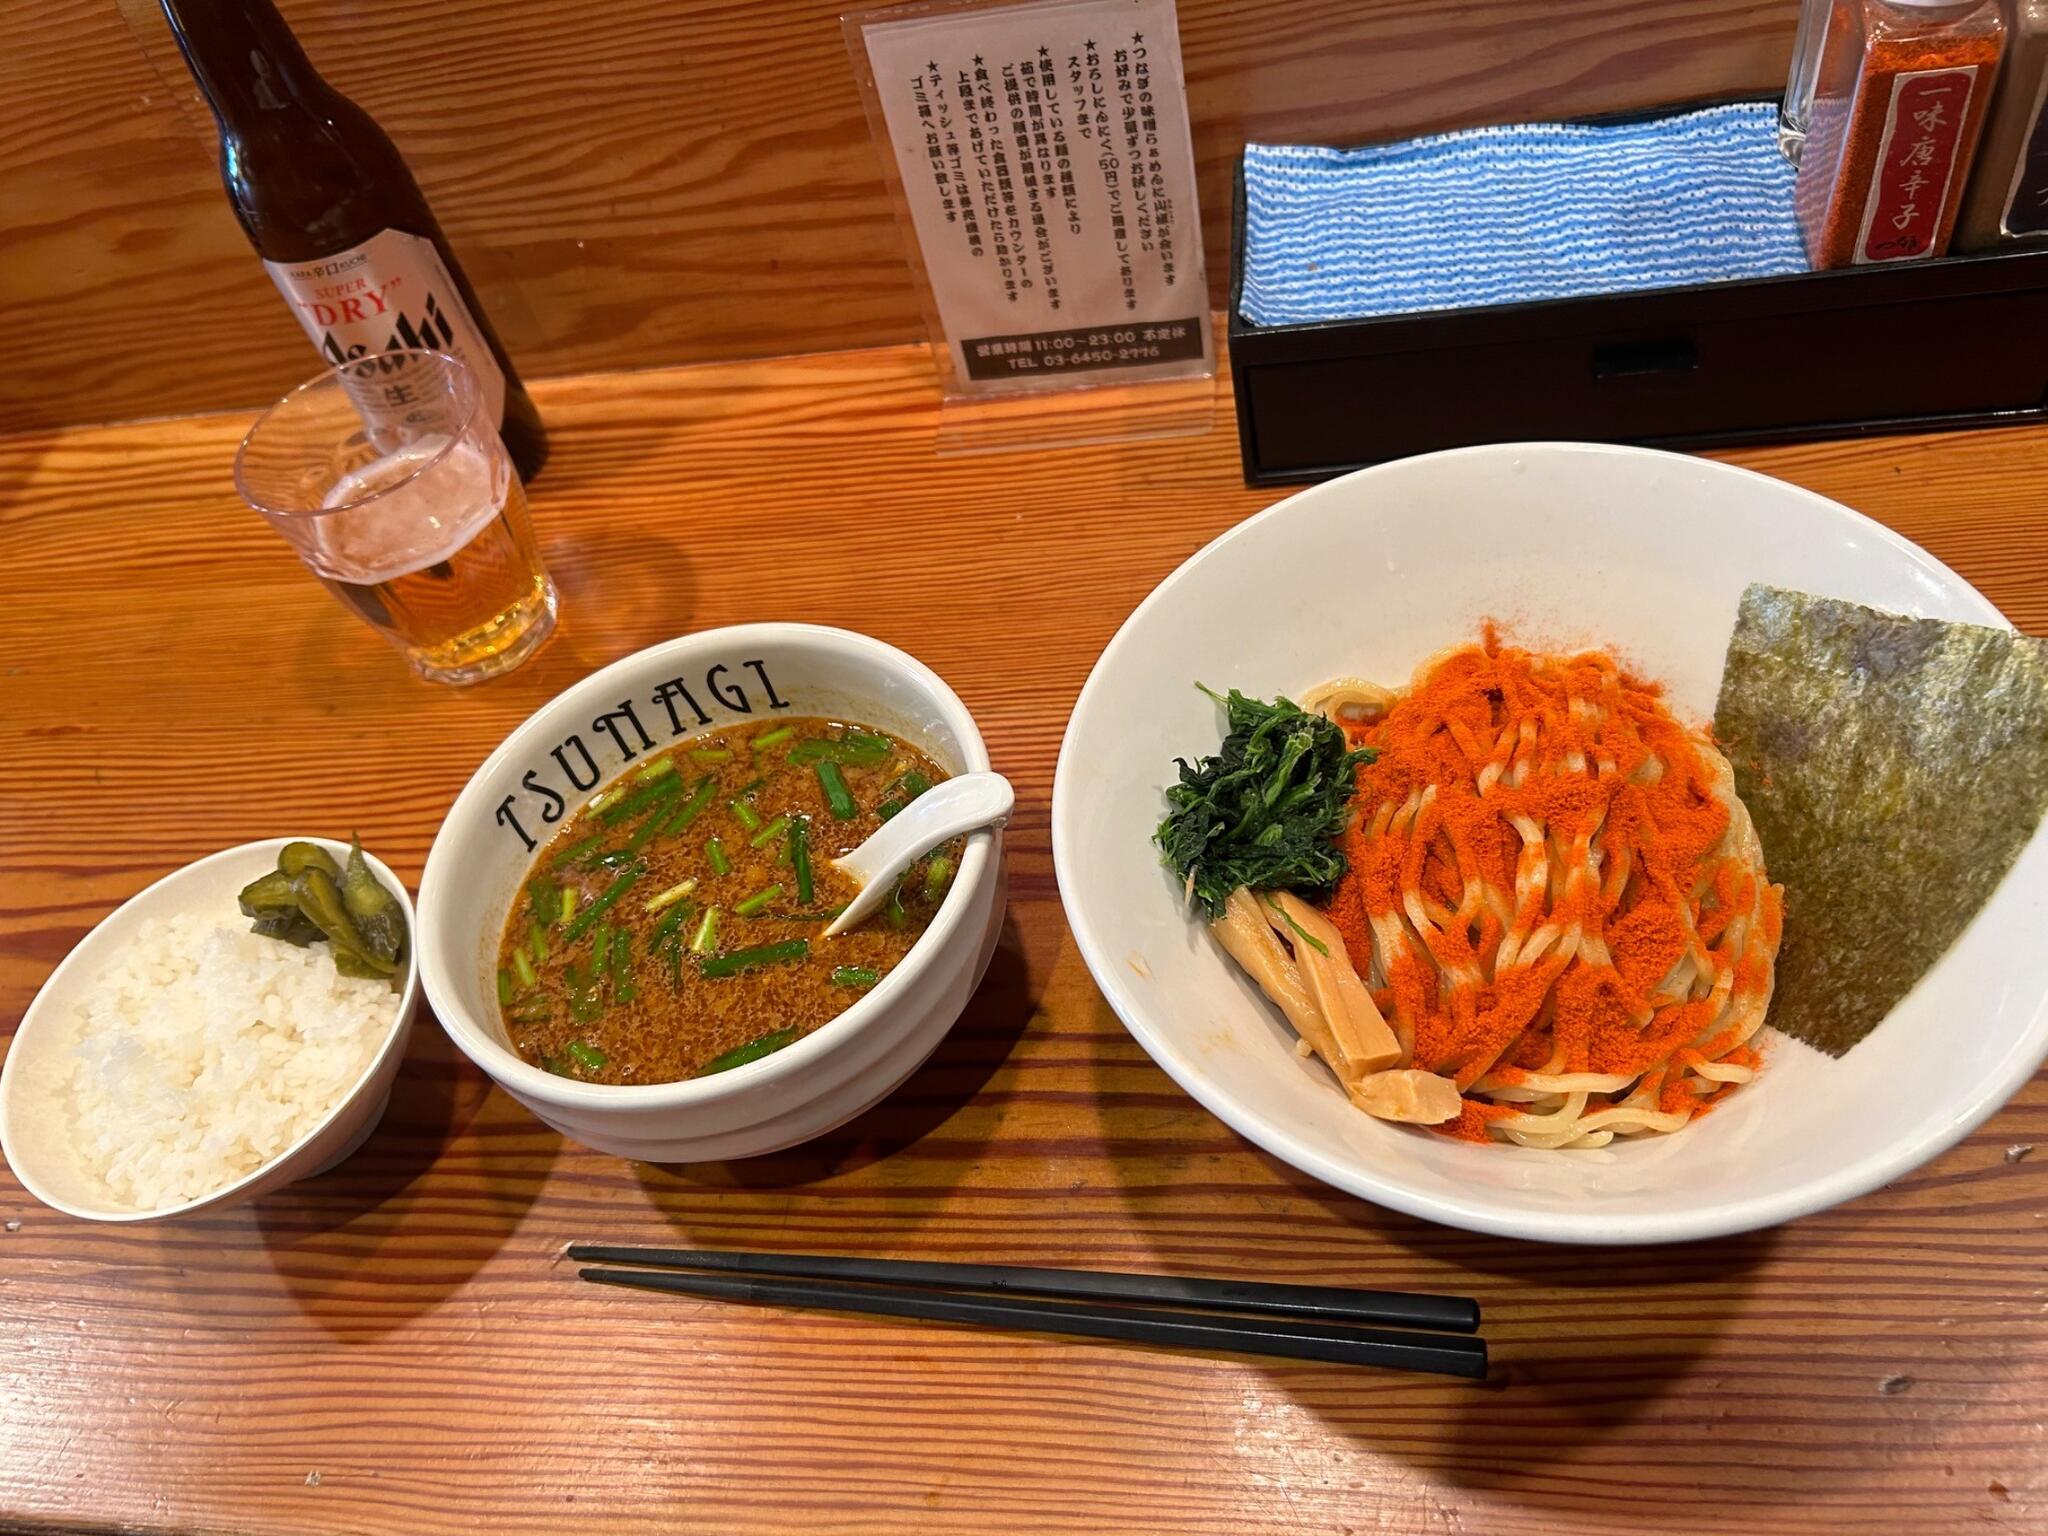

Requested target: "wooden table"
[{"left": 2, "top": 343, "right": 2044, "bottom": 1536}]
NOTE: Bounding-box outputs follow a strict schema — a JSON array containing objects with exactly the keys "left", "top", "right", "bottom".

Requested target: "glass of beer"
[{"left": 235, "top": 348, "right": 557, "bottom": 685}]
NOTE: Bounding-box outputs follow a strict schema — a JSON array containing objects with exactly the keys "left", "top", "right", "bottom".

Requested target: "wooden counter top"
[{"left": 1, "top": 342, "right": 2044, "bottom": 1535}]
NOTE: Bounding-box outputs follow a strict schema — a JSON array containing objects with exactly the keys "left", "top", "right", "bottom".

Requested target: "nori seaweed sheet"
[{"left": 1713, "top": 584, "right": 2048, "bottom": 1056}]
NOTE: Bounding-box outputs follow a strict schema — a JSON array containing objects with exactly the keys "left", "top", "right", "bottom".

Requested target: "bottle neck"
[{"left": 160, "top": 0, "right": 331, "bottom": 129}]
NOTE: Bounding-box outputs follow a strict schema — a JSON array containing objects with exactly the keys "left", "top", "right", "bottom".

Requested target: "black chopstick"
[
  {"left": 565, "top": 1244, "right": 1480, "bottom": 1334},
  {"left": 578, "top": 1265, "right": 1488, "bottom": 1379}
]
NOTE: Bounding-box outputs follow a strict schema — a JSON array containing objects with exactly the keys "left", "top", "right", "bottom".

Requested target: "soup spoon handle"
[{"left": 825, "top": 771, "right": 1013, "bottom": 937}]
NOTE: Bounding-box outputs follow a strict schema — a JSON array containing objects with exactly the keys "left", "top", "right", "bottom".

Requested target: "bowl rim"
[
  {"left": 0, "top": 836, "right": 421, "bottom": 1224},
  {"left": 418, "top": 621, "right": 996, "bottom": 1107},
  {"left": 1052, "top": 440, "right": 2041, "bottom": 1245}
]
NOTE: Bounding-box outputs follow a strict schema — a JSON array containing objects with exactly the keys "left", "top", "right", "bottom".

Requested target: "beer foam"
[{"left": 307, "top": 436, "right": 507, "bottom": 584}]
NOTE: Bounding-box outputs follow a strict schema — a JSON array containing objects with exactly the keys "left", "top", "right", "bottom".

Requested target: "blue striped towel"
[{"left": 1240, "top": 101, "right": 1807, "bottom": 326}]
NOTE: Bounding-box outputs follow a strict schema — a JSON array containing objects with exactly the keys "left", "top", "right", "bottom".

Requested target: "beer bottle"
[{"left": 159, "top": 0, "right": 548, "bottom": 481}]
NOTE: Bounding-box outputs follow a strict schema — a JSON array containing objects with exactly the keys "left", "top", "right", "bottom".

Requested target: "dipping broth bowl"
[{"left": 418, "top": 624, "right": 1006, "bottom": 1162}]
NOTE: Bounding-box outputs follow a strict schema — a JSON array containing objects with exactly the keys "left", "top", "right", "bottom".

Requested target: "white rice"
[{"left": 60, "top": 906, "right": 398, "bottom": 1211}]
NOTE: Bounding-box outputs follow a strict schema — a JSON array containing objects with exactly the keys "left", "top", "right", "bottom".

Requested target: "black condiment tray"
[{"left": 1226, "top": 117, "right": 2048, "bottom": 487}]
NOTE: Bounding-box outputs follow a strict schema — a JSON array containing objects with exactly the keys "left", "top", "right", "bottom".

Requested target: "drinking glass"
[{"left": 235, "top": 348, "right": 557, "bottom": 685}]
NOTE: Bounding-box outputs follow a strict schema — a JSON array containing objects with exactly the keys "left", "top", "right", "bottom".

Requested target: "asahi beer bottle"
[{"left": 160, "top": 0, "right": 548, "bottom": 481}]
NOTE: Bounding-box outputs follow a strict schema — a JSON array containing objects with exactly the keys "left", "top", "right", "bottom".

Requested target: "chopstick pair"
[{"left": 569, "top": 1245, "right": 1488, "bottom": 1379}]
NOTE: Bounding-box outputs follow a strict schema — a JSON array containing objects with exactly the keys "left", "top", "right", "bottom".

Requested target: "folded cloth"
[{"left": 1240, "top": 101, "right": 1807, "bottom": 326}]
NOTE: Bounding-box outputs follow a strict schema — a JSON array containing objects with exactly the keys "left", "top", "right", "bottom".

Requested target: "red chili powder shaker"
[{"left": 1795, "top": 0, "right": 2006, "bottom": 268}]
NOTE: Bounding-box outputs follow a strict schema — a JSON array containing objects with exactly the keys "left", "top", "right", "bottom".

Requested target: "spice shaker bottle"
[
  {"left": 1794, "top": 0, "right": 2005, "bottom": 268},
  {"left": 1955, "top": 0, "right": 2048, "bottom": 248},
  {"left": 1782, "top": 0, "right": 1837, "bottom": 163}
]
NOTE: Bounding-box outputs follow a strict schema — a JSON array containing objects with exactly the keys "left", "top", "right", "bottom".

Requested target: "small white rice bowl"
[
  {"left": 1, "top": 839, "right": 420, "bottom": 1222},
  {"left": 62, "top": 911, "right": 396, "bottom": 1210}
]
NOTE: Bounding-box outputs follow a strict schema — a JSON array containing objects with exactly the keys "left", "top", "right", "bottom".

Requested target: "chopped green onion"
[
  {"left": 830, "top": 966, "right": 879, "bottom": 988},
  {"left": 788, "top": 731, "right": 893, "bottom": 768},
  {"left": 815, "top": 760, "right": 857, "bottom": 819},
  {"left": 623, "top": 798, "right": 675, "bottom": 854},
  {"left": 749, "top": 813, "right": 791, "bottom": 849},
  {"left": 645, "top": 878, "right": 699, "bottom": 913},
  {"left": 511, "top": 947, "right": 537, "bottom": 989},
  {"left": 566, "top": 1040, "right": 607, "bottom": 1071},
  {"left": 592, "top": 923, "right": 613, "bottom": 972},
  {"left": 690, "top": 906, "right": 721, "bottom": 955},
  {"left": 551, "top": 834, "right": 603, "bottom": 868},
  {"left": 699, "top": 940, "right": 808, "bottom": 979},
  {"left": 563, "top": 863, "right": 642, "bottom": 942},
  {"left": 651, "top": 899, "right": 695, "bottom": 947},
  {"left": 877, "top": 770, "right": 935, "bottom": 822},
  {"left": 634, "top": 755, "right": 678, "bottom": 782},
  {"left": 594, "top": 849, "right": 637, "bottom": 869},
  {"left": 750, "top": 725, "right": 796, "bottom": 752},
  {"left": 658, "top": 775, "right": 718, "bottom": 839},
  {"left": 1263, "top": 894, "right": 1331, "bottom": 957},
  {"left": 735, "top": 883, "right": 783, "bottom": 917},
  {"left": 730, "top": 799, "right": 763, "bottom": 834},
  {"left": 885, "top": 880, "right": 907, "bottom": 931},
  {"left": 566, "top": 962, "right": 600, "bottom": 1022},
  {"left": 586, "top": 784, "right": 623, "bottom": 814},
  {"left": 923, "top": 853, "right": 955, "bottom": 902},
  {"left": 612, "top": 929, "right": 635, "bottom": 1003},
  {"left": 527, "top": 878, "right": 561, "bottom": 924},
  {"left": 699, "top": 1027, "right": 800, "bottom": 1075},
  {"left": 790, "top": 818, "right": 814, "bottom": 905},
  {"left": 691, "top": 747, "right": 734, "bottom": 766},
  {"left": 705, "top": 836, "right": 732, "bottom": 876},
  {"left": 509, "top": 1005, "right": 551, "bottom": 1024},
  {"left": 528, "top": 920, "right": 549, "bottom": 965},
  {"left": 598, "top": 772, "right": 682, "bottom": 827},
  {"left": 496, "top": 968, "right": 515, "bottom": 1005},
  {"left": 738, "top": 776, "right": 767, "bottom": 795}
]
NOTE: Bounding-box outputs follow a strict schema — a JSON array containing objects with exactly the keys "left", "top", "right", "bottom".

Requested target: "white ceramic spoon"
[{"left": 824, "top": 771, "right": 1014, "bottom": 937}]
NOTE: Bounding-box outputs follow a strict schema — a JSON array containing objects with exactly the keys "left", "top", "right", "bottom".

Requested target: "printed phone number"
[
  {"left": 960, "top": 316, "right": 1206, "bottom": 381},
  {"left": 1044, "top": 343, "right": 1164, "bottom": 367}
]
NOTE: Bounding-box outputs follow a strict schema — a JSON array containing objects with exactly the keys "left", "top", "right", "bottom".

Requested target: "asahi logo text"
[
  {"left": 263, "top": 226, "right": 507, "bottom": 423},
  {"left": 312, "top": 287, "right": 457, "bottom": 369}
]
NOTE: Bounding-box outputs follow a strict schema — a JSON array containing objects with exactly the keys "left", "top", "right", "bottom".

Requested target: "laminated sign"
[{"left": 851, "top": 0, "right": 1211, "bottom": 394}]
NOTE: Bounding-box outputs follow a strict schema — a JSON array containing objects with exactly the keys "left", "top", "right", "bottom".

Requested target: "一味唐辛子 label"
[
  {"left": 1855, "top": 66, "right": 1980, "bottom": 265},
  {"left": 855, "top": 0, "right": 1210, "bottom": 393}
]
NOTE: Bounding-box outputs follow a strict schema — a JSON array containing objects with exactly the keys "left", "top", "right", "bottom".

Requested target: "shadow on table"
[
  {"left": 632, "top": 915, "right": 1033, "bottom": 1209},
  {"left": 1079, "top": 999, "right": 1776, "bottom": 1482},
  {"left": 1318, "top": 1173, "right": 1776, "bottom": 1465},
  {"left": 277, "top": 522, "right": 696, "bottom": 701},
  {"left": 538, "top": 524, "right": 696, "bottom": 675},
  {"left": 249, "top": 1014, "right": 558, "bottom": 1338}
]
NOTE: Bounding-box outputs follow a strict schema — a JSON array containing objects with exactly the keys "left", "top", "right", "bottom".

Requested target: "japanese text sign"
[{"left": 851, "top": 0, "right": 1211, "bottom": 392}]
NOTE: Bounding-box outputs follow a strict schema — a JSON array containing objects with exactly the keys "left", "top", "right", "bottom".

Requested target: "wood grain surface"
[
  {"left": 0, "top": 0, "right": 1794, "bottom": 433},
  {"left": 2, "top": 341, "right": 2046, "bottom": 1535}
]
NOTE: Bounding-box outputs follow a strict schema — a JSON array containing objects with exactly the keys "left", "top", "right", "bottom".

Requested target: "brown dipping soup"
[{"left": 495, "top": 718, "right": 957, "bottom": 1084}]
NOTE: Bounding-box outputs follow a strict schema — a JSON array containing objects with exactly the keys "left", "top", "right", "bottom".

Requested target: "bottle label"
[
  {"left": 2000, "top": 66, "right": 2048, "bottom": 238},
  {"left": 264, "top": 229, "right": 506, "bottom": 426},
  {"left": 1854, "top": 66, "right": 1979, "bottom": 265}
]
